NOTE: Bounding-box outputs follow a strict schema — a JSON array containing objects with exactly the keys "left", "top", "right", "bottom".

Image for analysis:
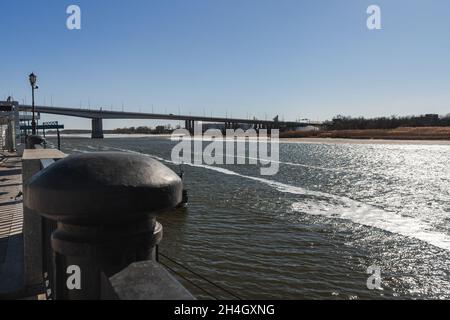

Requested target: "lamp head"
[{"left": 29, "top": 73, "right": 37, "bottom": 87}]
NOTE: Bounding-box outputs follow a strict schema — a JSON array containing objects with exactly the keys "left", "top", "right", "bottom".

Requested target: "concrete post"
[
  {"left": 22, "top": 147, "right": 66, "bottom": 293},
  {"left": 24, "top": 152, "right": 183, "bottom": 300}
]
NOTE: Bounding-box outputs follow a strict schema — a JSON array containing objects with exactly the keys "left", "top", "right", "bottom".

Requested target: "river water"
[{"left": 47, "top": 136, "right": 450, "bottom": 299}]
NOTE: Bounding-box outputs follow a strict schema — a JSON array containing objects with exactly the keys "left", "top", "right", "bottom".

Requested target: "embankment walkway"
[{"left": 0, "top": 152, "right": 24, "bottom": 297}]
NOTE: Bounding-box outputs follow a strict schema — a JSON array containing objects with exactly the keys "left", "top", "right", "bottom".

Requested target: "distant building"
[
  {"left": 295, "top": 125, "right": 320, "bottom": 131},
  {"left": 422, "top": 114, "right": 439, "bottom": 126},
  {"left": 424, "top": 114, "right": 439, "bottom": 120},
  {"left": 155, "top": 125, "right": 166, "bottom": 134}
]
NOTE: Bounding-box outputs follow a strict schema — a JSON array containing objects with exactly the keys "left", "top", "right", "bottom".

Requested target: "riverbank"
[
  {"left": 280, "top": 126, "right": 450, "bottom": 141},
  {"left": 280, "top": 137, "right": 450, "bottom": 145},
  {"left": 45, "top": 133, "right": 173, "bottom": 139}
]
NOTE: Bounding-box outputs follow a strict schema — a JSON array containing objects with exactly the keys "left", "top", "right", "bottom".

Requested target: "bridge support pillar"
[
  {"left": 185, "top": 120, "right": 195, "bottom": 136},
  {"left": 221, "top": 122, "right": 226, "bottom": 135},
  {"left": 91, "top": 118, "right": 104, "bottom": 139}
]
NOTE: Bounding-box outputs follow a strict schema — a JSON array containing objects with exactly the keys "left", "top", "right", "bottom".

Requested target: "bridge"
[{"left": 18, "top": 104, "right": 320, "bottom": 138}]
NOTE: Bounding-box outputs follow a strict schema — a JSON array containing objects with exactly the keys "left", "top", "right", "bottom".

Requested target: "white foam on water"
[
  {"left": 290, "top": 199, "right": 450, "bottom": 251},
  {"left": 108, "top": 147, "right": 450, "bottom": 251}
]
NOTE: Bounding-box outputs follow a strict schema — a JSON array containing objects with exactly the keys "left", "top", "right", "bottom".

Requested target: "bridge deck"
[{"left": 19, "top": 104, "right": 319, "bottom": 126}]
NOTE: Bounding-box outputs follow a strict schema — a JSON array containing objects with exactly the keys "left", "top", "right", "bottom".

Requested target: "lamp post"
[{"left": 29, "top": 73, "right": 38, "bottom": 135}]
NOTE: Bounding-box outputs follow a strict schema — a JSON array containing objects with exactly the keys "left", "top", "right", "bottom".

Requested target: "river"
[{"left": 47, "top": 135, "right": 450, "bottom": 300}]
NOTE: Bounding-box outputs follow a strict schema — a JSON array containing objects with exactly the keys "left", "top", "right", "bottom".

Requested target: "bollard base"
[{"left": 49, "top": 218, "right": 163, "bottom": 300}]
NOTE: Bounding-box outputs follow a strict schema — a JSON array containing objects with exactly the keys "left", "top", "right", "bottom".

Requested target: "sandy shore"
[{"left": 280, "top": 137, "right": 450, "bottom": 145}]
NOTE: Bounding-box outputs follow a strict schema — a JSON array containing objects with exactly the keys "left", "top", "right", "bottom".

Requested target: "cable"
[
  {"left": 160, "top": 261, "right": 219, "bottom": 300},
  {"left": 159, "top": 252, "right": 243, "bottom": 300}
]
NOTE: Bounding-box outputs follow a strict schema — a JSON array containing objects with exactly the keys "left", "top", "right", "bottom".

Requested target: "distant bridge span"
[{"left": 19, "top": 105, "right": 320, "bottom": 138}]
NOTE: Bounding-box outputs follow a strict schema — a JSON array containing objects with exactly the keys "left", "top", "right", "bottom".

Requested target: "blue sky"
[{"left": 1, "top": 0, "right": 450, "bottom": 129}]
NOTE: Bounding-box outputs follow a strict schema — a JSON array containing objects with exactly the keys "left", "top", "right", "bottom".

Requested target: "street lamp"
[{"left": 29, "top": 72, "right": 38, "bottom": 135}]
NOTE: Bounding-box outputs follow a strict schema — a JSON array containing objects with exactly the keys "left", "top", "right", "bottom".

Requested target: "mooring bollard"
[{"left": 24, "top": 152, "right": 183, "bottom": 300}]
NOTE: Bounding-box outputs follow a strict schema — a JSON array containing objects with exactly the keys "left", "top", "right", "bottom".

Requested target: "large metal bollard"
[{"left": 24, "top": 152, "right": 183, "bottom": 299}]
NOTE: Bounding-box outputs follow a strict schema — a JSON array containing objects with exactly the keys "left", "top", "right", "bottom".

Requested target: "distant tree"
[{"left": 325, "top": 114, "right": 448, "bottom": 130}]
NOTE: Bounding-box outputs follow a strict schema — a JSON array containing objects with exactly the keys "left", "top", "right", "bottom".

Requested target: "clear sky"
[{"left": 1, "top": 0, "right": 450, "bottom": 129}]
